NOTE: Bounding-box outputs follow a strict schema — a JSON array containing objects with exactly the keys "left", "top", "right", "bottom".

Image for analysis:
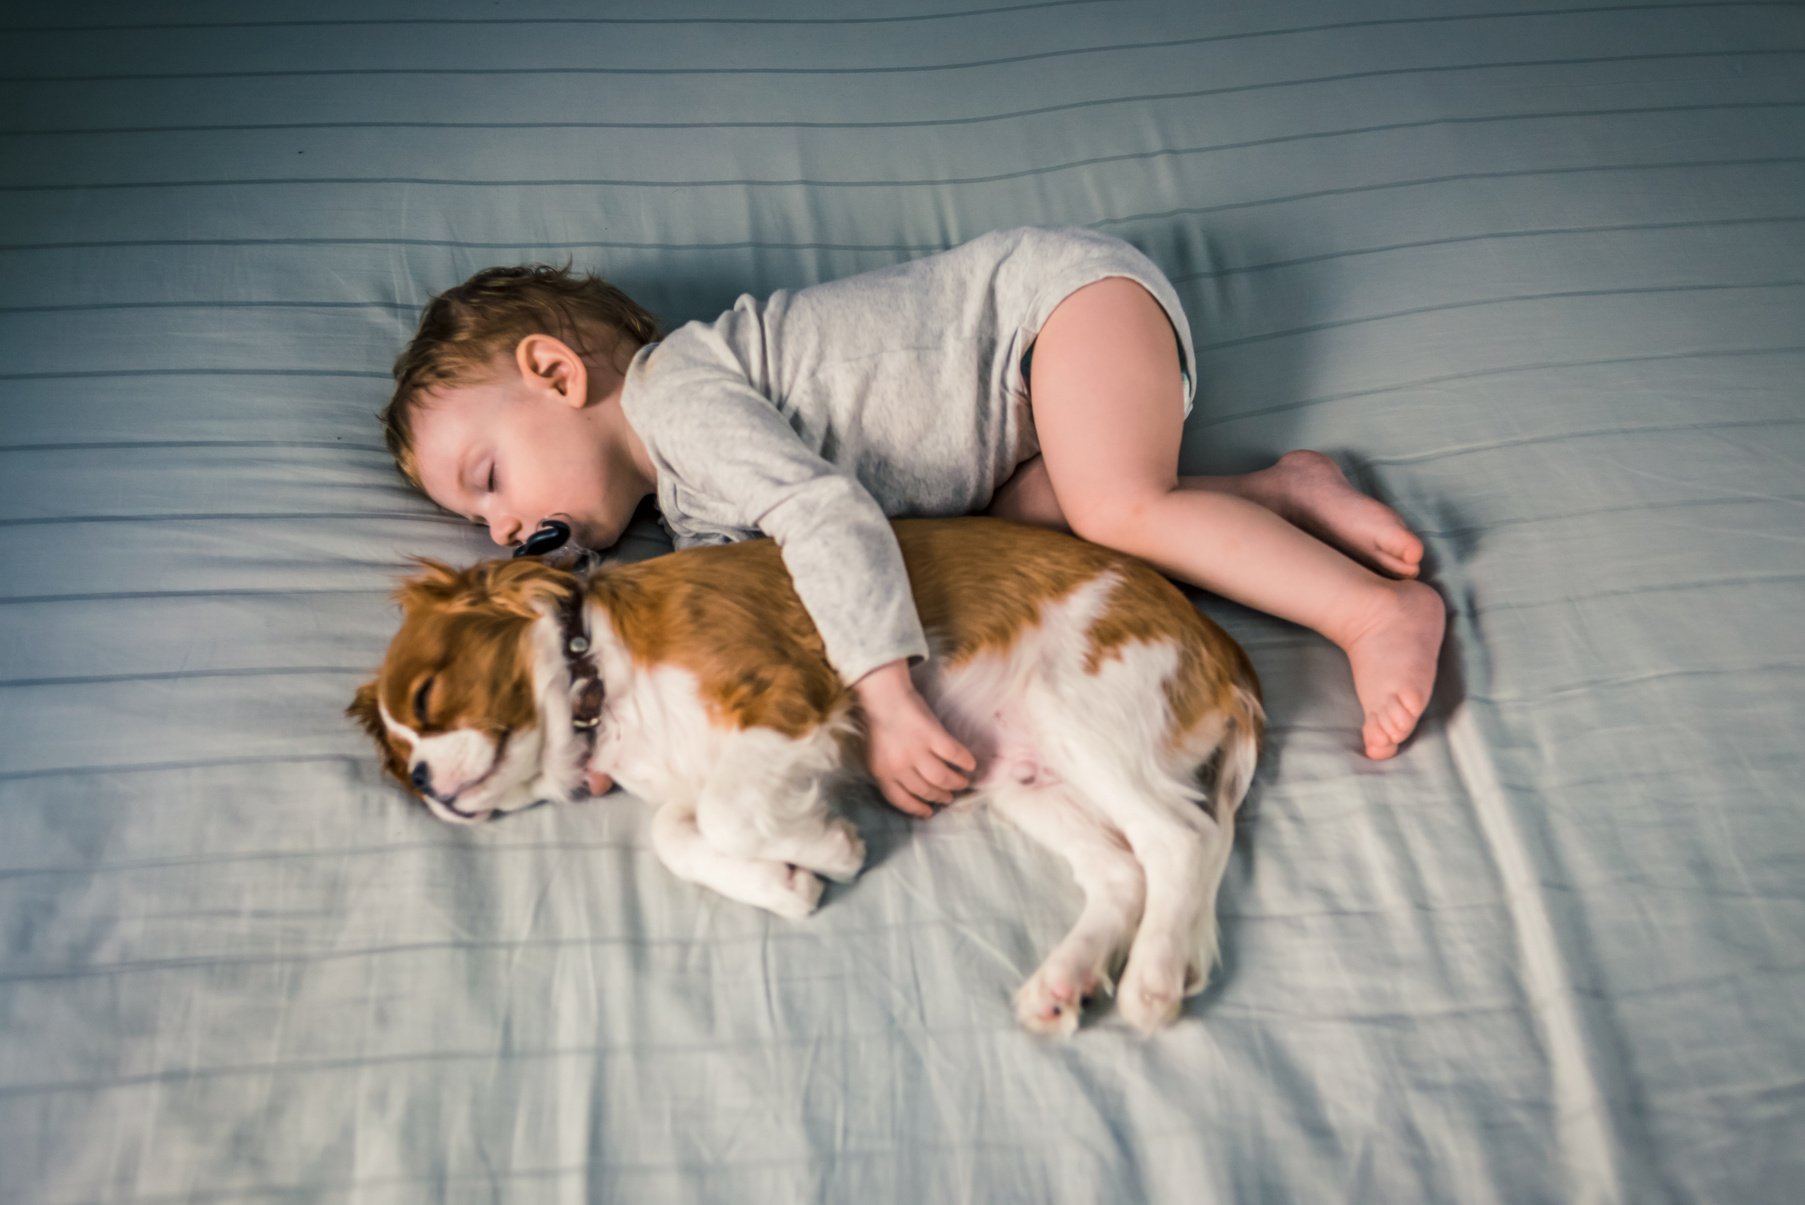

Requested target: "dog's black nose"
[{"left": 410, "top": 763, "right": 431, "bottom": 793}]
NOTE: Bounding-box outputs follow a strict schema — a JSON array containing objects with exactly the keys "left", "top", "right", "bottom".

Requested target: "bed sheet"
[{"left": 2, "top": 2, "right": 1801, "bottom": 1202}]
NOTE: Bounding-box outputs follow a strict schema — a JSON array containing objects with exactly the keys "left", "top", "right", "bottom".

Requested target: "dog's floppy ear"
[
  {"left": 392, "top": 557, "right": 467, "bottom": 611},
  {"left": 346, "top": 678, "right": 410, "bottom": 788},
  {"left": 391, "top": 556, "right": 570, "bottom": 619},
  {"left": 345, "top": 678, "right": 382, "bottom": 737},
  {"left": 481, "top": 557, "right": 577, "bottom": 620}
]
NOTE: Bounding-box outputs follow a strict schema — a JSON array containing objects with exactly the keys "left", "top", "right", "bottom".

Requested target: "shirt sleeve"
[{"left": 641, "top": 372, "right": 931, "bottom": 686}]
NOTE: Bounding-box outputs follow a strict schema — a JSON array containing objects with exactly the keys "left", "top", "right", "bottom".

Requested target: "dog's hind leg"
[
  {"left": 1042, "top": 735, "right": 1229, "bottom": 1034},
  {"left": 989, "top": 784, "right": 1147, "bottom": 1038},
  {"left": 648, "top": 801, "right": 825, "bottom": 919}
]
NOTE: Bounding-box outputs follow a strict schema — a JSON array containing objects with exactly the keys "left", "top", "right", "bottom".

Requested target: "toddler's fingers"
[
  {"left": 932, "top": 734, "right": 977, "bottom": 778},
  {"left": 901, "top": 767, "right": 953, "bottom": 807},
  {"left": 880, "top": 778, "right": 934, "bottom": 818},
  {"left": 918, "top": 758, "right": 969, "bottom": 795}
]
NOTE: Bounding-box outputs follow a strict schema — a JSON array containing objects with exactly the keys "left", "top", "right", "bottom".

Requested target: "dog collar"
[{"left": 557, "top": 585, "right": 604, "bottom": 734}]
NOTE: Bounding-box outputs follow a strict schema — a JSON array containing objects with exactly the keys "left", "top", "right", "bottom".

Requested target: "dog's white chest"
[{"left": 588, "top": 662, "right": 723, "bottom": 802}]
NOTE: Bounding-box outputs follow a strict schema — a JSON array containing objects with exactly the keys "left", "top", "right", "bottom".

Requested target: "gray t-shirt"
[{"left": 618, "top": 226, "right": 1197, "bottom": 686}]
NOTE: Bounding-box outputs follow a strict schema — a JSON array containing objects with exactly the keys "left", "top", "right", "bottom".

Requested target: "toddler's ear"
[{"left": 517, "top": 333, "right": 589, "bottom": 407}]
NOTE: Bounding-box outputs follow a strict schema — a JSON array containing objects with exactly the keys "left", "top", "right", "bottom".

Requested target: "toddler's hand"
[{"left": 852, "top": 660, "right": 976, "bottom": 818}]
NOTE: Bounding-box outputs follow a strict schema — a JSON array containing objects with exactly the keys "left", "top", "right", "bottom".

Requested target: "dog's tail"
[
  {"left": 1181, "top": 681, "right": 1263, "bottom": 990},
  {"left": 1213, "top": 683, "right": 1265, "bottom": 821}
]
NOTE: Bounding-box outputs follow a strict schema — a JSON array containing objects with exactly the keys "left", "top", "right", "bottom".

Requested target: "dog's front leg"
[
  {"left": 647, "top": 800, "right": 825, "bottom": 920},
  {"left": 693, "top": 728, "right": 865, "bottom": 884}
]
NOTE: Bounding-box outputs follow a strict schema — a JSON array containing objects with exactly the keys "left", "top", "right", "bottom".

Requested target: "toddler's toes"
[
  {"left": 1344, "top": 580, "right": 1445, "bottom": 759},
  {"left": 1375, "top": 531, "right": 1425, "bottom": 579},
  {"left": 1363, "top": 694, "right": 1423, "bottom": 758},
  {"left": 1363, "top": 719, "right": 1400, "bottom": 760},
  {"left": 1276, "top": 450, "right": 1426, "bottom": 579}
]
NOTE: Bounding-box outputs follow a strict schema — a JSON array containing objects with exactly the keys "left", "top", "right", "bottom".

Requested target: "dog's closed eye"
[{"left": 413, "top": 675, "right": 434, "bottom": 725}]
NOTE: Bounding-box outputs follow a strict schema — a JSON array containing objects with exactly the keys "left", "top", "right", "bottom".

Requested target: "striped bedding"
[{"left": 2, "top": 2, "right": 1800, "bottom": 1201}]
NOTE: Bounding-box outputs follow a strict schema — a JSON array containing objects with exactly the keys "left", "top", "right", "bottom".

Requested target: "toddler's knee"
[{"left": 1066, "top": 490, "right": 1168, "bottom": 548}]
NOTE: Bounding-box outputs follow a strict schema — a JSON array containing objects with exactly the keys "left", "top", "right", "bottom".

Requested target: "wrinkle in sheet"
[{"left": 1442, "top": 704, "right": 1627, "bottom": 1203}]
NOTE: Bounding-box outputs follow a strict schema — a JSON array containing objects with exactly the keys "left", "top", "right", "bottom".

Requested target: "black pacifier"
[
  {"left": 515, "top": 519, "right": 571, "bottom": 559},
  {"left": 514, "top": 518, "right": 599, "bottom": 573}
]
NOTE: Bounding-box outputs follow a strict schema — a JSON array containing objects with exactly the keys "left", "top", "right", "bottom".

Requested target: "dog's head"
[{"left": 348, "top": 556, "right": 584, "bottom": 825}]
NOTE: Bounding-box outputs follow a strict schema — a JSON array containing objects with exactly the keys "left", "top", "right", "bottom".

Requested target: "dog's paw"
[
  {"left": 760, "top": 864, "right": 825, "bottom": 920},
  {"left": 1013, "top": 954, "right": 1106, "bottom": 1038},
  {"left": 1116, "top": 936, "right": 1193, "bottom": 1034},
  {"left": 808, "top": 819, "right": 866, "bottom": 883}
]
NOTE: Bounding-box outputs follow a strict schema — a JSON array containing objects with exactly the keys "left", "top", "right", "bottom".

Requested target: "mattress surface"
[{"left": 1, "top": 2, "right": 1801, "bottom": 1202}]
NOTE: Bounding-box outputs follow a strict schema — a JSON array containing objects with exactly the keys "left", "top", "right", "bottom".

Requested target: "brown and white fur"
[{"left": 348, "top": 517, "right": 1263, "bottom": 1036}]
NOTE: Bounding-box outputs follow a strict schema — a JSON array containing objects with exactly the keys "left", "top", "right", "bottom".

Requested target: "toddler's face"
[{"left": 408, "top": 354, "right": 644, "bottom": 553}]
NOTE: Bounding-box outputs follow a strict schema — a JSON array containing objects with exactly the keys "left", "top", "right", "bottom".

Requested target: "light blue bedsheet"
[{"left": 2, "top": 2, "right": 1801, "bottom": 1201}]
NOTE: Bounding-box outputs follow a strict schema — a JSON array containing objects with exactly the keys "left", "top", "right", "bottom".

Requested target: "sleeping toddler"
[{"left": 378, "top": 227, "right": 1446, "bottom": 816}]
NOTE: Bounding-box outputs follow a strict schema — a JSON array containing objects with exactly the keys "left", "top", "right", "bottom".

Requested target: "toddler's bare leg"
[
  {"left": 992, "top": 452, "right": 1423, "bottom": 580},
  {"left": 1182, "top": 451, "right": 1424, "bottom": 579},
  {"left": 1025, "top": 278, "right": 1445, "bottom": 760}
]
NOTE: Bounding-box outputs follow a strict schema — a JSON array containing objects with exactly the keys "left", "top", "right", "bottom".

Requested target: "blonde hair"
[{"left": 381, "top": 261, "right": 661, "bottom": 492}]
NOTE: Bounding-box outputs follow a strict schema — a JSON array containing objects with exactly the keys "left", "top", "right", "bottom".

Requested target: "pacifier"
[
  {"left": 514, "top": 518, "right": 600, "bottom": 572},
  {"left": 514, "top": 518, "right": 571, "bottom": 559}
]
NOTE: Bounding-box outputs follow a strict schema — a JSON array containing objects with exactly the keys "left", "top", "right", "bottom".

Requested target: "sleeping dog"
[{"left": 348, "top": 517, "right": 1262, "bottom": 1035}]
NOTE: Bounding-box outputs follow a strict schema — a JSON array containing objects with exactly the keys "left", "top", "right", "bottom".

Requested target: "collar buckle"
[{"left": 557, "top": 586, "right": 605, "bottom": 738}]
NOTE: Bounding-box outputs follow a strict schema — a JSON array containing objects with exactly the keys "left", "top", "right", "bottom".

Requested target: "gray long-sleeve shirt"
[{"left": 617, "top": 226, "right": 1197, "bottom": 686}]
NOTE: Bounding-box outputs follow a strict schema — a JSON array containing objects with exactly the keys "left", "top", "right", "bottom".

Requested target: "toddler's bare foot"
[
  {"left": 1267, "top": 450, "right": 1424, "bottom": 579},
  {"left": 1338, "top": 579, "right": 1446, "bottom": 759}
]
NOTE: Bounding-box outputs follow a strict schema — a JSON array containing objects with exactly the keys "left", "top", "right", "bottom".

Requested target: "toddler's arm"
[{"left": 643, "top": 372, "right": 975, "bottom": 814}]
